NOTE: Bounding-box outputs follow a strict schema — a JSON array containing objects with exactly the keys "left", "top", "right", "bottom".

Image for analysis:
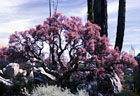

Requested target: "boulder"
[
  {"left": 0, "top": 76, "right": 13, "bottom": 95},
  {"left": 0, "top": 70, "right": 3, "bottom": 77},
  {"left": 104, "top": 72, "right": 123, "bottom": 94},
  {"left": 0, "top": 76, "right": 13, "bottom": 86},
  {"left": 17, "top": 69, "right": 27, "bottom": 77},
  {"left": 28, "top": 70, "right": 34, "bottom": 78},
  {"left": 34, "top": 67, "right": 56, "bottom": 80},
  {"left": 109, "top": 72, "right": 123, "bottom": 93},
  {"left": 3, "top": 63, "right": 19, "bottom": 79},
  {"left": 33, "top": 67, "right": 56, "bottom": 84}
]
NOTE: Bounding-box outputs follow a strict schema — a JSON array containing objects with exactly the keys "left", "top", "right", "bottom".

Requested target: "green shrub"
[
  {"left": 117, "top": 90, "right": 139, "bottom": 96},
  {"left": 31, "top": 85, "right": 89, "bottom": 96}
]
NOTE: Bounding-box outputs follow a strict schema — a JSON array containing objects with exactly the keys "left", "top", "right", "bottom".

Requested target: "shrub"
[
  {"left": 117, "top": 90, "right": 139, "bottom": 96},
  {"left": 31, "top": 85, "right": 88, "bottom": 96},
  {"left": 0, "top": 46, "right": 28, "bottom": 69},
  {"left": 0, "top": 47, "right": 9, "bottom": 69}
]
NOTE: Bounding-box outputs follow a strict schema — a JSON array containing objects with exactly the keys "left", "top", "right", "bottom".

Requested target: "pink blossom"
[{"left": 8, "top": 13, "right": 138, "bottom": 82}]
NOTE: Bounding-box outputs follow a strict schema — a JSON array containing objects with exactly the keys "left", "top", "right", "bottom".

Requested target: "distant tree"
[
  {"left": 9, "top": 13, "right": 137, "bottom": 93},
  {"left": 93, "top": 0, "right": 108, "bottom": 37},
  {"left": 114, "top": 0, "right": 126, "bottom": 51}
]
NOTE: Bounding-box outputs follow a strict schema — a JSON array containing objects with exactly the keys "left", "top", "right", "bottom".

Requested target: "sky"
[{"left": 0, "top": 0, "right": 139, "bottom": 55}]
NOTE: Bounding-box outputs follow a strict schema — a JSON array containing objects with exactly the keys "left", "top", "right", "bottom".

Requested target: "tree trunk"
[
  {"left": 114, "top": 0, "right": 126, "bottom": 51},
  {"left": 93, "top": 0, "right": 108, "bottom": 37},
  {"left": 87, "top": 0, "right": 94, "bottom": 23}
]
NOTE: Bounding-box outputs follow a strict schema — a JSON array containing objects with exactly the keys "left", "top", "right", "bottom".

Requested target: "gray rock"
[
  {"left": 28, "top": 70, "right": 34, "bottom": 78},
  {"left": 105, "top": 72, "right": 123, "bottom": 94},
  {"left": 34, "top": 67, "right": 56, "bottom": 81},
  {"left": 110, "top": 72, "right": 123, "bottom": 93},
  {"left": 98, "top": 93, "right": 103, "bottom": 96},
  {"left": 3, "top": 63, "right": 19, "bottom": 79},
  {"left": 18, "top": 69, "right": 27, "bottom": 77},
  {"left": 0, "top": 70, "right": 3, "bottom": 77},
  {"left": 0, "top": 76, "right": 13, "bottom": 95},
  {"left": 0, "top": 76, "right": 13, "bottom": 86}
]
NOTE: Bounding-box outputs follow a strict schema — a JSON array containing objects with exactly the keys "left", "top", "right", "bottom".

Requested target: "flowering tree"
[{"left": 9, "top": 13, "right": 137, "bottom": 92}]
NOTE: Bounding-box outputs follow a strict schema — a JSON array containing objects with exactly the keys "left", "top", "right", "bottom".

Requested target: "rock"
[
  {"left": 98, "top": 93, "right": 103, "bottom": 96},
  {"left": 3, "top": 63, "right": 19, "bottom": 79},
  {"left": 33, "top": 67, "right": 56, "bottom": 84},
  {"left": 0, "top": 76, "right": 13, "bottom": 86},
  {"left": 18, "top": 69, "right": 27, "bottom": 77},
  {"left": 110, "top": 72, "right": 123, "bottom": 93},
  {"left": 105, "top": 72, "right": 123, "bottom": 94},
  {"left": 0, "top": 70, "right": 3, "bottom": 77},
  {"left": 0, "top": 76, "right": 13, "bottom": 95},
  {"left": 34, "top": 67, "right": 56, "bottom": 80},
  {"left": 28, "top": 70, "right": 34, "bottom": 78}
]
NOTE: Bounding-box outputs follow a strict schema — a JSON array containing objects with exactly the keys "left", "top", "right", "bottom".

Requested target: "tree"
[
  {"left": 114, "top": 0, "right": 126, "bottom": 51},
  {"left": 9, "top": 13, "right": 137, "bottom": 94},
  {"left": 93, "top": 0, "right": 108, "bottom": 37}
]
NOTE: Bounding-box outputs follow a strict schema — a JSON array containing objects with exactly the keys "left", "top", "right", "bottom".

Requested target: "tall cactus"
[
  {"left": 87, "top": 0, "right": 94, "bottom": 23},
  {"left": 93, "top": 0, "right": 108, "bottom": 37},
  {"left": 115, "top": 0, "right": 126, "bottom": 51}
]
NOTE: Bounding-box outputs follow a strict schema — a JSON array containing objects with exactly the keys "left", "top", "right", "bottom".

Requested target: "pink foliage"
[{"left": 8, "top": 13, "right": 138, "bottom": 81}]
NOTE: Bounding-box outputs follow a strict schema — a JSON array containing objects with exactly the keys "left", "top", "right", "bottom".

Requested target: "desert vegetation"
[{"left": 0, "top": 13, "right": 139, "bottom": 96}]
